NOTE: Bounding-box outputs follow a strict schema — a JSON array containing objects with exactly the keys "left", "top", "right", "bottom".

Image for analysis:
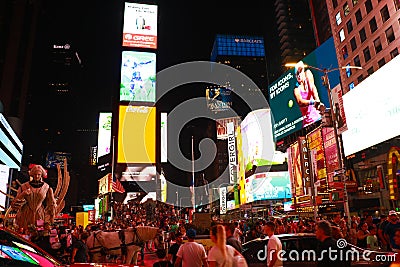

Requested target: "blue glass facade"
[{"left": 211, "top": 34, "right": 265, "bottom": 61}]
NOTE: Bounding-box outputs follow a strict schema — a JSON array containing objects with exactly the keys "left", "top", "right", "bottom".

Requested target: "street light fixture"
[{"left": 285, "top": 62, "right": 362, "bottom": 226}]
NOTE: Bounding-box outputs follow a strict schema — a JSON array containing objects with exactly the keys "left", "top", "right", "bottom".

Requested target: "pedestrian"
[
  {"left": 315, "top": 220, "right": 349, "bottom": 267},
  {"left": 264, "top": 221, "right": 282, "bottom": 267},
  {"left": 153, "top": 248, "right": 172, "bottom": 267},
  {"left": 71, "top": 231, "right": 89, "bottom": 264},
  {"left": 168, "top": 232, "right": 183, "bottom": 266},
  {"left": 384, "top": 210, "right": 400, "bottom": 252},
  {"left": 174, "top": 228, "right": 208, "bottom": 267},
  {"left": 225, "top": 223, "right": 242, "bottom": 253}
]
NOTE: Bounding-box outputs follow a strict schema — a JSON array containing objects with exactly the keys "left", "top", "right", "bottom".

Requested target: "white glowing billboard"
[
  {"left": 342, "top": 55, "right": 400, "bottom": 156},
  {"left": 241, "top": 109, "right": 275, "bottom": 172},
  {"left": 97, "top": 112, "right": 112, "bottom": 161},
  {"left": 0, "top": 164, "right": 9, "bottom": 210},
  {"left": 122, "top": 2, "right": 158, "bottom": 49},
  {"left": 161, "top": 113, "right": 167, "bottom": 163}
]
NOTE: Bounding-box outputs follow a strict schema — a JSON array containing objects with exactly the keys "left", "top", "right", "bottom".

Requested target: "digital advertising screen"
[
  {"left": 216, "top": 117, "right": 241, "bottom": 140},
  {"left": 120, "top": 51, "right": 156, "bottom": 103},
  {"left": 240, "top": 109, "right": 275, "bottom": 172},
  {"left": 122, "top": 2, "right": 158, "bottom": 49},
  {"left": 268, "top": 37, "right": 338, "bottom": 140},
  {"left": 117, "top": 105, "right": 156, "bottom": 163},
  {"left": 161, "top": 113, "right": 167, "bottom": 163},
  {"left": 206, "top": 87, "right": 233, "bottom": 112},
  {"left": 117, "top": 165, "right": 156, "bottom": 182},
  {"left": 342, "top": 54, "right": 400, "bottom": 156},
  {"left": 97, "top": 112, "right": 112, "bottom": 161},
  {"left": 0, "top": 164, "right": 9, "bottom": 211},
  {"left": 0, "top": 114, "right": 23, "bottom": 170},
  {"left": 245, "top": 171, "right": 291, "bottom": 203},
  {"left": 45, "top": 152, "right": 71, "bottom": 169}
]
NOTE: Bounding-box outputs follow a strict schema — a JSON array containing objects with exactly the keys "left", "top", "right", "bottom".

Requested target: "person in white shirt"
[
  {"left": 233, "top": 221, "right": 243, "bottom": 242},
  {"left": 208, "top": 224, "right": 239, "bottom": 267},
  {"left": 175, "top": 228, "right": 208, "bottom": 267},
  {"left": 264, "top": 221, "right": 283, "bottom": 267}
]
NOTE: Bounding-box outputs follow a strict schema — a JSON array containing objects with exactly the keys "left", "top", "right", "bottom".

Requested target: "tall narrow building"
[
  {"left": 274, "top": 0, "right": 317, "bottom": 64},
  {"left": 309, "top": 0, "right": 332, "bottom": 46}
]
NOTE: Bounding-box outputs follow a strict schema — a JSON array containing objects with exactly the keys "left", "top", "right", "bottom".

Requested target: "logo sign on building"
[
  {"left": 227, "top": 122, "right": 237, "bottom": 184},
  {"left": 216, "top": 117, "right": 241, "bottom": 140},
  {"left": 122, "top": 2, "right": 158, "bottom": 49},
  {"left": 219, "top": 187, "right": 227, "bottom": 215},
  {"left": 211, "top": 34, "right": 265, "bottom": 60},
  {"left": 298, "top": 137, "right": 311, "bottom": 188}
]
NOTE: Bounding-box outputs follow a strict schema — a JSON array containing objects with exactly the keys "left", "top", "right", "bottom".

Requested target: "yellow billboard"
[{"left": 118, "top": 105, "right": 156, "bottom": 163}]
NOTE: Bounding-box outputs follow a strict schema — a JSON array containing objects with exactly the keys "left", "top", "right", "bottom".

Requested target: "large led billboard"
[
  {"left": 120, "top": 51, "right": 156, "bottom": 103},
  {"left": 0, "top": 164, "right": 9, "bottom": 211},
  {"left": 342, "top": 55, "right": 400, "bottom": 156},
  {"left": 245, "top": 171, "right": 291, "bottom": 203},
  {"left": 122, "top": 2, "right": 158, "bottom": 49},
  {"left": 0, "top": 114, "right": 22, "bottom": 170},
  {"left": 97, "top": 112, "right": 112, "bottom": 161},
  {"left": 268, "top": 37, "right": 338, "bottom": 140},
  {"left": 206, "top": 87, "right": 232, "bottom": 112},
  {"left": 118, "top": 165, "right": 156, "bottom": 182},
  {"left": 117, "top": 105, "right": 156, "bottom": 163},
  {"left": 241, "top": 109, "right": 275, "bottom": 172}
]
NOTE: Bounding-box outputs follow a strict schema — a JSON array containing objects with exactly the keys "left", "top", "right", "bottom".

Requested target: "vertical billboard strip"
[
  {"left": 120, "top": 51, "right": 156, "bottom": 103},
  {"left": 122, "top": 2, "right": 158, "bottom": 49},
  {"left": 97, "top": 112, "right": 112, "bottom": 161},
  {"left": 298, "top": 137, "right": 311, "bottom": 189},
  {"left": 330, "top": 84, "right": 348, "bottom": 134},
  {"left": 219, "top": 187, "right": 227, "bottom": 215},
  {"left": 118, "top": 106, "right": 156, "bottom": 163},
  {"left": 0, "top": 164, "right": 9, "bottom": 210},
  {"left": 289, "top": 141, "right": 305, "bottom": 198},
  {"left": 322, "top": 127, "right": 339, "bottom": 183},
  {"left": 227, "top": 122, "right": 237, "bottom": 184},
  {"left": 236, "top": 126, "right": 247, "bottom": 205},
  {"left": 161, "top": 113, "right": 167, "bottom": 163}
]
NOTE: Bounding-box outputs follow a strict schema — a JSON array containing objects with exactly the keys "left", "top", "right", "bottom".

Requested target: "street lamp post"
[{"left": 285, "top": 63, "right": 362, "bottom": 226}]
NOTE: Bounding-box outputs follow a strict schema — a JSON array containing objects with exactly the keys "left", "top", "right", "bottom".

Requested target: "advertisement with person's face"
[
  {"left": 268, "top": 37, "right": 339, "bottom": 140},
  {"left": 122, "top": 2, "right": 158, "bottom": 49}
]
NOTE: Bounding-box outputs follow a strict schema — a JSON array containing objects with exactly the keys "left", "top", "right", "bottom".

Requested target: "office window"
[
  {"left": 390, "top": 48, "right": 399, "bottom": 59},
  {"left": 369, "top": 17, "right": 377, "bottom": 33},
  {"left": 386, "top": 26, "right": 395, "bottom": 43},
  {"left": 355, "top": 9, "right": 362, "bottom": 24},
  {"left": 373, "top": 37, "right": 382, "bottom": 54},
  {"left": 380, "top": 5, "right": 390, "bottom": 23},
  {"left": 350, "top": 37, "right": 357, "bottom": 51},
  {"left": 352, "top": 0, "right": 358, "bottom": 6},
  {"left": 353, "top": 55, "right": 361, "bottom": 67},
  {"left": 363, "top": 47, "right": 371, "bottom": 62},
  {"left": 359, "top": 28, "right": 366, "bottom": 43},
  {"left": 347, "top": 19, "right": 353, "bottom": 33},
  {"left": 378, "top": 58, "right": 386, "bottom": 68},
  {"left": 349, "top": 82, "right": 355, "bottom": 90},
  {"left": 346, "top": 64, "right": 352, "bottom": 77},
  {"left": 365, "top": 0, "right": 373, "bottom": 14},
  {"left": 336, "top": 12, "right": 342, "bottom": 25},
  {"left": 357, "top": 75, "right": 364, "bottom": 83},
  {"left": 332, "top": 0, "right": 338, "bottom": 8},
  {"left": 339, "top": 29, "right": 346, "bottom": 42},
  {"left": 343, "top": 3, "right": 350, "bottom": 16},
  {"left": 342, "top": 45, "right": 348, "bottom": 59},
  {"left": 367, "top": 66, "right": 374, "bottom": 76}
]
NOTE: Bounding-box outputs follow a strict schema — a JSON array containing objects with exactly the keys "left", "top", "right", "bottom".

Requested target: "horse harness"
[{"left": 89, "top": 228, "right": 146, "bottom": 256}]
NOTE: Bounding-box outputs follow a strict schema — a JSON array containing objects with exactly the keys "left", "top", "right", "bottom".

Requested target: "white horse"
[{"left": 87, "top": 226, "right": 160, "bottom": 264}]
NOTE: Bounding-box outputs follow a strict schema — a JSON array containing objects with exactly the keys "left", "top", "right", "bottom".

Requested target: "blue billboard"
[
  {"left": 268, "top": 37, "right": 339, "bottom": 140},
  {"left": 211, "top": 34, "right": 265, "bottom": 61}
]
